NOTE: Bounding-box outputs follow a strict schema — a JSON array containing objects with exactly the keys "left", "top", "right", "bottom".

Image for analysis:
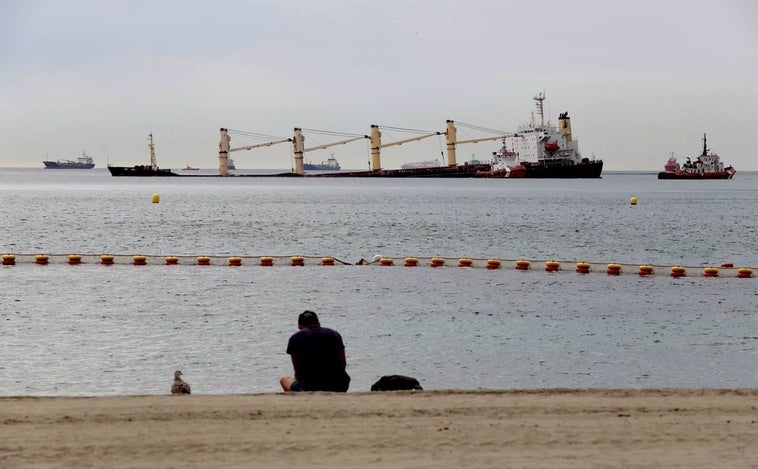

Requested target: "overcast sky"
[{"left": 1, "top": 0, "right": 756, "bottom": 171}]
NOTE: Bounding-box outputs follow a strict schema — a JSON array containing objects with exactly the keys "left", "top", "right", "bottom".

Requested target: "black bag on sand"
[{"left": 371, "top": 375, "right": 423, "bottom": 391}]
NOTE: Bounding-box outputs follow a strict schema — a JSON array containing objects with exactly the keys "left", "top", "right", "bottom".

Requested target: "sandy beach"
[{"left": 1, "top": 389, "right": 756, "bottom": 468}]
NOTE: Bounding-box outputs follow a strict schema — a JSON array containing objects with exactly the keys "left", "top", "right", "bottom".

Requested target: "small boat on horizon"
[{"left": 182, "top": 164, "right": 199, "bottom": 171}]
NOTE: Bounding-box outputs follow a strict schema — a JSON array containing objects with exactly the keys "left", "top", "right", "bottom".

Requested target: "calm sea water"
[{"left": 1, "top": 168, "right": 756, "bottom": 395}]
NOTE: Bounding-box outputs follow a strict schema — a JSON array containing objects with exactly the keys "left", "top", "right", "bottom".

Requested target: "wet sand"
[{"left": 1, "top": 389, "right": 756, "bottom": 468}]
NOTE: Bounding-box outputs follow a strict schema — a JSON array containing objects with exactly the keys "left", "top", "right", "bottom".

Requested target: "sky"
[{"left": 1, "top": 0, "right": 756, "bottom": 171}]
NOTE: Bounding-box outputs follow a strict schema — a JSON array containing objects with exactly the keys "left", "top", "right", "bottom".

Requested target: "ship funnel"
[{"left": 558, "top": 112, "right": 572, "bottom": 142}]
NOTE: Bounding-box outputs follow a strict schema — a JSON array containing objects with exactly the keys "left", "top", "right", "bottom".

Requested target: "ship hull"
[
  {"left": 43, "top": 161, "right": 95, "bottom": 169},
  {"left": 305, "top": 164, "right": 490, "bottom": 178},
  {"left": 657, "top": 170, "right": 734, "bottom": 180},
  {"left": 508, "top": 160, "right": 603, "bottom": 178},
  {"left": 108, "top": 166, "right": 179, "bottom": 176}
]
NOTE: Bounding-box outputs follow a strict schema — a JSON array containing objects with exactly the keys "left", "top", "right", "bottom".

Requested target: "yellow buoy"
[
  {"left": 151, "top": 193, "right": 160, "bottom": 204},
  {"left": 630, "top": 196, "right": 638, "bottom": 205}
]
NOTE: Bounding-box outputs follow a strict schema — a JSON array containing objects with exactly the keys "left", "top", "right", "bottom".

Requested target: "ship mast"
[
  {"left": 701, "top": 133, "right": 708, "bottom": 156},
  {"left": 148, "top": 133, "right": 157, "bottom": 170},
  {"left": 533, "top": 91, "right": 545, "bottom": 128}
]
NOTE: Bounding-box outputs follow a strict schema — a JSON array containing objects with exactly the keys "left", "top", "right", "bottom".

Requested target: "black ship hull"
[
  {"left": 108, "top": 165, "right": 179, "bottom": 176},
  {"left": 305, "top": 163, "right": 491, "bottom": 178},
  {"left": 510, "top": 159, "right": 603, "bottom": 178}
]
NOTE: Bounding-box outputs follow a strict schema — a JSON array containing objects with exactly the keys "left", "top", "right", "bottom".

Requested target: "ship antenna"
[
  {"left": 148, "top": 133, "right": 158, "bottom": 170},
  {"left": 533, "top": 91, "right": 545, "bottom": 128}
]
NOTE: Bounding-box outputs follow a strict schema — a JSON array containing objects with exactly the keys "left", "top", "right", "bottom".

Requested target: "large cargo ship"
[
  {"left": 657, "top": 134, "right": 735, "bottom": 179},
  {"left": 43, "top": 152, "right": 95, "bottom": 169},
  {"left": 479, "top": 92, "right": 603, "bottom": 178},
  {"left": 107, "top": 134, "right": 179, "bottom": 177}
]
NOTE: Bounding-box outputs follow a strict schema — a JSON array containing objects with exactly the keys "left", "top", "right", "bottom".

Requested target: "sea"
[{"left": 1, "top": 168, "right": 756, "bottom": 396}]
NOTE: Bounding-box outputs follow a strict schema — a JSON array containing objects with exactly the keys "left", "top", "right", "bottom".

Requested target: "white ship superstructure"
[{"left": 504, "top": 92, "right": 582, "bottom": 166}]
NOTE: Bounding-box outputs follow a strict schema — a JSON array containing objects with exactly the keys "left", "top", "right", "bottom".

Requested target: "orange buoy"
[
  {"left": 133, "top": 255, "right": 147, "bottom": 266},
  {"left": 2, "top": 254, "right": 16, "bottom": 266},
  {"left": 486, "top": 259, "right": 501, "bottom": 270},
  {"left": 670, "top": 265, "right": 686, "bottom": 278},
  {"left": 575, "top": 262, "right": 590, "bottom": 274},
  {"left": 100, "top": 254, "right": 114, "bottom": 265},
  {"left": 545, "top": 260, "right": 560, "bottom": 272},
  {"left": 67, "top": 254, "right": 82, "bottom": 265},
  {"left": 164, "top": 256, "right": 180, "bottom": 265},
  {"left": 458, "top": 258, "right": 473, "bottom": 267},
  {"left": 228, "top": 256, "right": 242, "bottom": 266},
  {"left": 515, "top": 259, "right": 530, "bottom": 271},
  {"left": 720, "top": 262, "right": 734, "bottom": 268},
  {"left": 703, "top": 267, "right": 719, "bottom": 278},
  {"left": 404, "top": 257, "right": 419, "bottom": 267},
  {"left": 638, "top": 265, "right": 654, "bottom": 276},
  {"left": 607, "top": 263, "right": 622, "bottom": 275},
  {"left": 260, "top": 256, "right": 274, "bottom": 267},
  {"left": 737, "top": 267, "right": 753, "bottom": 279},
  {"left": 379, "top": 257, "right": 394, "bottom": 266},
  {"left": 35, "top": 254, "right": 49, "bottom": 265},
  {"left": 291, "top": 256, "right": 305, "bottom": 267},
  {"left": 431, "top": 257, "right": 445, "bottom": 268},
  {"left": 196, "top": 256, "right": 211, "bottom": 266},
  {"left": 321, "top": 257, "right": 335, "bottom": 266}
]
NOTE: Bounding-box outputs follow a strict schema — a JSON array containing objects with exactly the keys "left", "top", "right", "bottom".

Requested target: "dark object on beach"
[
  {"left": 171, "top": 370, "right": 191, "bottom": 395},
  {"left": 371, "top": 375, "right": 423, "bottom": 391}
]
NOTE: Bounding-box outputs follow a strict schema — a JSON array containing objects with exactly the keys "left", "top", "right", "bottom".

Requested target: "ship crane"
[
  {"left": 294, "top": 130, "right": 369, "bottom": 174},
  {"left": 218, "top": 128, "right": 292, "bottom": 176},
  {"left": 444, "top": 120, "right": 513, "bottom": 166},
  {"left": 369, "top": 125, "right": 441, "bottom": 171}
]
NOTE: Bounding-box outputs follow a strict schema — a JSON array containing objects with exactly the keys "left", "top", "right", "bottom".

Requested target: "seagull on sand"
[{"left": 171, "top": 370, "right": 191, "bottom": 395}]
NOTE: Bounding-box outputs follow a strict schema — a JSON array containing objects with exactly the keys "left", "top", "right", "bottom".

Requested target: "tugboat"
[
  {"left": 107, "top": 134, "right": 179, "bottom": 176},
  {"left": 658, "top": 134, "right": 736, "bottom": 179},
  {"left": 43, "top": 151, "right": 95, "bottom": 169},
  {"left": 478, "top": 92, "right": 603, "bottom": 178}
]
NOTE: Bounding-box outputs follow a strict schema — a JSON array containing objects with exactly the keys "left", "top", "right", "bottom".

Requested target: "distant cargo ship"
[
  {"left": 303, "top": 155, "right": 340, "bottom": 171},
  {"left": 43, "top": 152, "right": 95, "bottom": 169},
  {"left": 401, "top": 159, "right": 442, "bottom": 169}
]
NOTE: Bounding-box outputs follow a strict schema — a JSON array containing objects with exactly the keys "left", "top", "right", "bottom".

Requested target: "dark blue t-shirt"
[{"left": 286, "top": 326, "right": 350, "bottom": 392}]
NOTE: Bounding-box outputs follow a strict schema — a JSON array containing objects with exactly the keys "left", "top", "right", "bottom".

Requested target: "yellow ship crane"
[
  {"left": 369, "top": 125, "right": 442, "bottom": 171},
  {"left": 218, "top": 128, "right": 292, "bottom": 176},
  {"left": 293, "top": 128, "right": 368, "bottom": 175},
  {"left": 444, "top": 120, "right": 513, "bottom": 166}
]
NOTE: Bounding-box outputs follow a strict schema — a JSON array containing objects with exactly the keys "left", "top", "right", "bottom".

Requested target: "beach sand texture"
[{"left": 1, "top": 389, "right": 756, "bottom": 468}]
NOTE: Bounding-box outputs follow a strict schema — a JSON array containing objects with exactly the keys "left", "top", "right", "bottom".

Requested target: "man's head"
[{"left": 298, "top": 310, "right": 320, "bottom": 329}]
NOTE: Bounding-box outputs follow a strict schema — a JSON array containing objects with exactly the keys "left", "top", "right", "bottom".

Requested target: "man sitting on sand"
[{"left": 280, "top": 310, "right": 350, "bottom": 392}]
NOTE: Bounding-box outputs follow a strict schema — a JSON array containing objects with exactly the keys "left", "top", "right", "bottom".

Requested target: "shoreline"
[{"left": 2, "top": 389, "right": 756, "bottom": 468}]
